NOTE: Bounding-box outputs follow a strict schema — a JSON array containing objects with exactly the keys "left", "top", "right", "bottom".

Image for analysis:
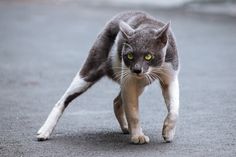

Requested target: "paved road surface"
[{"left": 0, "top": 1, "right": 236, "bottom": 157}]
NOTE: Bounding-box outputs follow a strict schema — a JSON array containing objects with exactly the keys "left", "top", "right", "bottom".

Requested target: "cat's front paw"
[
  {"left": 131, "top": 135, "right": 150, "bottom": 144},
  {"left": 162, "top": 125, "right": 176, "bottom": 142},
  {"left": 162, "top": 113, "right": 178, "bottom": 142}
]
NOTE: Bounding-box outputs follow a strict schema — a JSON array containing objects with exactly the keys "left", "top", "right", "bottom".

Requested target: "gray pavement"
[{"left": 0, "top": 1, "right": 236, "bottom": 157}]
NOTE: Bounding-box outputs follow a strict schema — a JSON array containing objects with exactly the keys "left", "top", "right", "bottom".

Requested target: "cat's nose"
[
  {"left": 132, "top": 66, "right": 142, "bottom": 74},
  {"left": 132, "top": 64, "right": 142, "bottom": 74},
  {"left": 132, "top": 68, "right": 142, "bottom": 74}
]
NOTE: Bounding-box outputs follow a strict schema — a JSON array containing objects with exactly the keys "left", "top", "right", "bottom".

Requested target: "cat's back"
[{"left": 111, "top": 11, "right": 165, "bottom": 29}]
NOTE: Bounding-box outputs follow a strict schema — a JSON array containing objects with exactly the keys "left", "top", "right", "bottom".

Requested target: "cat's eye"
[
  {"left": 127, "top": 52, "right": 134, "bottom": 60},
  {"left": 144, "top": 54, "right": 153, "bottom": 61}
]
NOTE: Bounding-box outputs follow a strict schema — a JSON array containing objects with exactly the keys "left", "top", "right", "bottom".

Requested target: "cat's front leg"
[
  {"left": 161, "top": 76, "right": 179, "bottom": 142},
  {"left": 121, "top": 79, "right": 149, "bottom": 144}
]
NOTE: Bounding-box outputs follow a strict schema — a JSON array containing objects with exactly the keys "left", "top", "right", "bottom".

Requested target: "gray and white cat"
[{"left": 37, "top": 11, "right": 179, "bottom": 144}]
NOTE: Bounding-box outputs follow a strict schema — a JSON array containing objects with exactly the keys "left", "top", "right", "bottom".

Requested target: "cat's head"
[{"left": 119, "top": 21, "right": 170, "bottom": 77}]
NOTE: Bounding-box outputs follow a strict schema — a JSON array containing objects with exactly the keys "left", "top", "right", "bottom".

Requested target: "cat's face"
[{"left": 120, "top": 21, "right": 169, "bottom": 76}]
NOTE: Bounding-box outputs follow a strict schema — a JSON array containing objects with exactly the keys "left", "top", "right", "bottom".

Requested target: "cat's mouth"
[{"left": 131, "top": 73, "right": 145, "bottom": 79}]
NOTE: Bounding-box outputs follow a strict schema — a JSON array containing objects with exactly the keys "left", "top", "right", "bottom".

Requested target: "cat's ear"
[
  {"left": 119, "top": 21, "right": 135, "bottom": 39},
  {"left": 155, "top": 22, "right": 170, "bottom": 45}
]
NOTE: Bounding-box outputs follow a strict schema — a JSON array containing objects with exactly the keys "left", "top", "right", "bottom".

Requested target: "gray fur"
[
  {"left": 37, "top": 11, "right": 180, "bottom": 144},
  {"left": 80, "top": 11, "right": 179, "bottom": 82}
]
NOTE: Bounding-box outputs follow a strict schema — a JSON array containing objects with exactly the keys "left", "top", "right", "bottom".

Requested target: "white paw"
[
  {"left": 37, "top": 127, "right": 43, "bottom": 135},
  {"left": 37, "top": 132, "right": 50, "bottom": 141},
  {"left": 162, "top": 125, "right": 176, "bottom": 142},
  {"left": 37, "top": 127, "right": 51, "bottom": 141},
  {"left": 37, "top": 123, "right": 55, "bottom": 141},
  {"left": 131, "top": 135, "right": 150, "bottom": 144}
]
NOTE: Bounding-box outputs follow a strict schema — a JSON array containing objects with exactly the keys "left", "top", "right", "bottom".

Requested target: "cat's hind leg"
[
  {"left": 37, "top": 60, "right": 109, "bottom": 141},
  {"left": 37, "top": 18, "right": 119, "bottom": 141},
  {"left": 113, "top": 92, "right": 129, "bottom": 134},
  {"left": 161, "top": 76, "right": 179, "bottom": 142},
  {"left": 37, "top": 72, "right": 94, "bottom": 141}
]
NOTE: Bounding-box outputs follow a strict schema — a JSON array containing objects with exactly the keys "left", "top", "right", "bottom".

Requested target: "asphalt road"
[{"left": 0, "top": 1, "right": 236, "bottom": 157}]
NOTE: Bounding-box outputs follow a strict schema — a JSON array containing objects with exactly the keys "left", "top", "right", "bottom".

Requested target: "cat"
[{"left": 37, "top": 11, "right": 179, "bottom": 144}]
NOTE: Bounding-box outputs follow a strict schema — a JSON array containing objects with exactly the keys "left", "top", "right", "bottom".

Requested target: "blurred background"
[{"left": 0, "top": 0, "right": 236, "bottom": 157}]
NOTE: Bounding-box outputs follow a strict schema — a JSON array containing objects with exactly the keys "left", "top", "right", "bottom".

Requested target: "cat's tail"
[{"left": 79, "top": 11, "right": 146, "bottom": 83}]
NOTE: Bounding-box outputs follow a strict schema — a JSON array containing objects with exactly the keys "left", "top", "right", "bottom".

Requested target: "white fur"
[
  {"left": 148, "top": 62, "right": 179, "bottom": 142},
  {"left": 119, "top": 60, "right": 179, "bottom": 143},
  {"left": 120, "top": 62, "right": 150, "bottom": 144},
  {"left": 111, "top": 34, "right": 122, "bottom": 82},
  {"left": 37, "top": 54, "right": 179, "bottom": 143},
  {"left": 62, "top": 73, "right": 92, "bottom": 97},
  {"left": 37, "top": 74, "right": 92, "bottom": 140},
  {"left": 161, "top": 75, "right": 179, "bottom": 142}
]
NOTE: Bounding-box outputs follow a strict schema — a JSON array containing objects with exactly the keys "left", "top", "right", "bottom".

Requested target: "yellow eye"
[
  {"left": 144, "top": 54, "right": 153, "bottom": 61},
  {"left": 127, "top": 52, "right": 133, "bottom": 60}
]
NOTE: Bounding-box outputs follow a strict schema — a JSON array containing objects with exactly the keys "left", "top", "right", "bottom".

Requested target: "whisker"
[
  {"left": 144, "top": 74, "right": 151, "bottom": 85},
  {"left": 150, "top": 72, "right": 165, "bottom": 85},
  {"left": 151, "top": 68, "right": 170, "bottom": 78},
  {"left": 148, "top": 74, "right": 154, "bottom": 84},
  {"left": 148, "top": 73, "right": 155, "bottom": 83}
]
